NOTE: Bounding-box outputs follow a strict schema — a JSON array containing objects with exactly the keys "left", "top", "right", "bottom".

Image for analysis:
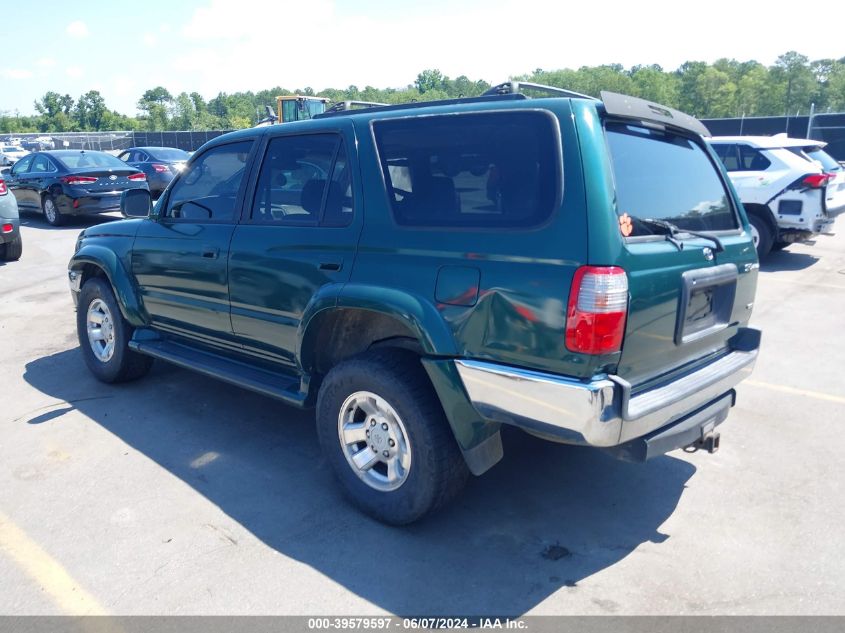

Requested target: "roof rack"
[
  {"left": 314, "top": 93, "right": 527, "bottom": 119},
  {"left": 324, "top": 100, "right": 389, "bottom": 114},
  {"left": 483, "top": 81, "right": 598, "bottom": 101}
]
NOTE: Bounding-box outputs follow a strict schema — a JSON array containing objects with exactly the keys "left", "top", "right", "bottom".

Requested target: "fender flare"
[
  {"left": 69, "top": 245, "right": 147, "bottom": 326},
  {"left": 296, "top": 283, "right": 457, "bottom": 371}
]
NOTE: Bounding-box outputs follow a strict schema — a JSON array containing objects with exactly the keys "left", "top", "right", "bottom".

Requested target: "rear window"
[
  {"left": 373, "top": 111, "right": 560, "bottom": 228},
  {"left": 607, "top": 123, "right": 738, "bottom": 233},
  {"left": 803, "top": 147, "right": 841, "bottom": 171},
  {"left": 56, "top": 152, "right": 128, "bottom": 170},
  {"left": 149, "top": 148, "right": 190, "bottom": 161}
]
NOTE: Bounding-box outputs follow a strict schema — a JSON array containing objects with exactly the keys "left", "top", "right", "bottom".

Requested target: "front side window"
[
  {"left": 251, "top": 133, "right": 352, "bottom": 226},
  {"left": 165, "top": 141, "right": 253, "bottom": 222},
  {"left": 607, "top": 123, "right": 738, "bottom": 233},
  {"left": 11, "top": 154, "right": 34, "bottom": 174},
  {"left": 373, "top": 111, "right": 560, "bottom": 228}
]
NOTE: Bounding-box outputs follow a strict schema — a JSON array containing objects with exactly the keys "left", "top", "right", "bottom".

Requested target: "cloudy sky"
[{"left": 1, "top": 0, "right": 843, "bottom": 116}]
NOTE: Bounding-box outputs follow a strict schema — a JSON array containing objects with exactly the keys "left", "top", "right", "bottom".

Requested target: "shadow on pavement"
[
  {"left": 759, "top": 249, "right": 819, "bottom": 272},
  {"left": 24, "top": 348, "right": 696, "bottom": 616}
]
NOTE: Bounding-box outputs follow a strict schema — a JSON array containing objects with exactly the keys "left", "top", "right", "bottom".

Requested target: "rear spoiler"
[{"left": 601, "top": 91, "right": 711, "bottom": 138}]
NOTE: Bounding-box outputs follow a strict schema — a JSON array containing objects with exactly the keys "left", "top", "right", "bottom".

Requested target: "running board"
[{"left": 129, "top": 339, "right": 306, "bottom": 407}]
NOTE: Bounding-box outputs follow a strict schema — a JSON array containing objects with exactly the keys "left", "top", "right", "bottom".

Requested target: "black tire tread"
[
  {"left": 2, "top": 236, "right": 22, "bottom": 261},
  {"left": 317, "top": 348, "right": 468, "bottom": 524}
]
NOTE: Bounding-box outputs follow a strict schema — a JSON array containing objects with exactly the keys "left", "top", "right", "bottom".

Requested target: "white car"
[
  {"left": 709, "top": 135, "right": 836, "bottom": 257},
  {"left": 0, "top": 144, "right": 30, "bottom": 166}
]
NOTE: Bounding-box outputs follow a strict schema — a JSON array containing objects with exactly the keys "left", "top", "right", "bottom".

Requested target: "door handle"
[
  {"left": 319, "top": 261, "right": 342, "bottom": 271},
  {"left": 202, "top": 247, "right": 219, "bottom": 259}
]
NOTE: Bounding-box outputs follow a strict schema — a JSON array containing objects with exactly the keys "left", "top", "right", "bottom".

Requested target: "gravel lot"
[{"left": 1, "top": 210, "right": 844, "bottom": 616}]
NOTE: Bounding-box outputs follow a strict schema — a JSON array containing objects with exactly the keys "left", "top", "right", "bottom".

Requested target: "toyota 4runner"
[{"left": 69, "top": 83, "right": 761, "bottom": 524}]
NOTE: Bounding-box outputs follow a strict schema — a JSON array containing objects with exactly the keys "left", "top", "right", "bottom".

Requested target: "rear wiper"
[{"left": 639, "top": 218, "right": 724, "bottom": 253}]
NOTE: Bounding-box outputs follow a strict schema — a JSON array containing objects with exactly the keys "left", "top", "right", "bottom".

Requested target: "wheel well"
[
  {"left": 303, "top": 309, "right": 424, "bottom": 377},
  {"left": 79, "top": 263, "right": 108, "bottom": 288},
  {"left": 743, "top": 203, "right": 777, "bottom": 234}
]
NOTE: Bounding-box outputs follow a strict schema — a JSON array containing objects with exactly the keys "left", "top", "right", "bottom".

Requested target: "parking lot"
[{"left": 1, "top": 212, "right": 844, "bottom": 616}]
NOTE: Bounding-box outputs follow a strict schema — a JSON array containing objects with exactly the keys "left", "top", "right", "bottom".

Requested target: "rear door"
[
  {"left": 5, "top": 154, "right": 36, "bottom": 209},
  {"left": 604, "top": 122, "right": 757, "bottom": 388},
  {"left": 227, "top": 125, "right": 361, "bottom": 368}
]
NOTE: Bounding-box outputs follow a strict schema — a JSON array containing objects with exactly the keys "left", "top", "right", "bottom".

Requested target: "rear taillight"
[
  {"left": 60, "top": 176, "right": 98, "bottom": 185},
  {"left": 128, "top": 172, "right": 146, "bottom": 181},
  {"left": 801, "top": 173, "right": 833, "bottom": 188},
  {"left": 2, "top": 223, "right": 12, "bottom": 233},
  {"left": 565, "top": 266, "right": 628, "bottom": 355},
  {"left": 0, "top": 179, "right": 6, "bottom": 195},
  {"left": 151, "top": 164, "right": 169, "bottom": 173}
]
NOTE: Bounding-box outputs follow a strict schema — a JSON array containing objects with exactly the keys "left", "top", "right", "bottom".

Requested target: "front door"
[
  {"left": 228, "top": 128, "right": 362, "bottom": 367},
  {"left": 131, "top": 139, "right": 256, "bottom": 349}
]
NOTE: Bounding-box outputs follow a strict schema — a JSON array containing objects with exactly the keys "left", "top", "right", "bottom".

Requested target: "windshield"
[
  {"left": 150, "top": 148, "right": 190, "bottom": 161},
  {"left": 804, "top": 147, "right": 841, "bottom": 171},
  {"left": 606, "top": 123, "right": 739, "bottom": 234},
  {"left": 57, "top": 152, "right": 130, "bottom": 170}
]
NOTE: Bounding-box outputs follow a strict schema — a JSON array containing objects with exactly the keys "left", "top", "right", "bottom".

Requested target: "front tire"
[
  {"left": 316, "top": 349, "right": 468, "bottom": 524},
  {"left": 77, "top": 277, "right": 153, "bottom": 383},
  {"left": 42, "top": 195, "right": 64, "bottom": 227}
]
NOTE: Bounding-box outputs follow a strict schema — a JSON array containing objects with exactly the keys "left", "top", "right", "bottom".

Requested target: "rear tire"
[
  {"left": 316, "top": 349, "right": 469, "bottom": 524},
  {"left": 748, "top": 213, "right": 773, "bottom": 259},
  {"left": 772, "top": 241, "right": 789, "bottom": 252},
  {"left": 77, "top": 277, "right": 153, "bottom": 383},
  {"left": 42, "top": 195, "right": 64, "bottom": 227},
  {"left": 1, "top": 236, "right": 22, "bottom": 261}
]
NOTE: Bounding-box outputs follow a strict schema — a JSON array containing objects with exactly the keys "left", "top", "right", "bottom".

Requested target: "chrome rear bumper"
[{"left": 455, "top": 328, "right": 760, "bottom": 448}]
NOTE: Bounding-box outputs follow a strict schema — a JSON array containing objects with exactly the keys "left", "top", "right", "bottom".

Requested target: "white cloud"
[
  {"left": 142, "top": 33, "right": 157, "bottom": 47},
  {"left": 66, "top": 20, "right": 89, "bottom": 38},
  {"left": 36, "top": 58, "right": 56, "bottom": 68},
  {"left": 65, "top": 66, "right": 84, "bottom": 79},
  {"left": 158, "top": 23, "right": 172, "bottom": 34},
  {"left": 1, "top": 68, "right": 33, "bottom": 80}
]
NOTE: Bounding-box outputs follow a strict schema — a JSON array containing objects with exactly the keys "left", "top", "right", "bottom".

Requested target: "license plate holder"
[{"left": 675, "top": 264, "right": 738, "bottom": 345}]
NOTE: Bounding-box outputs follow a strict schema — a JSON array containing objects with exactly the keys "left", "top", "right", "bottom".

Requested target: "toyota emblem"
[
  {"left": 109, "top": 175, "right": 117, "bottom": 181},
  {"left": 703, "top": 247, "right": 714, "bottom": 261}
]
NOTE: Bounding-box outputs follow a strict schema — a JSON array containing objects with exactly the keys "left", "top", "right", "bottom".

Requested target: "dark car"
[
  {"left": 69, "top": 85, "right": 760, "bottom": 524},
  {"left": 117, "top": 147, "right": 190, "bottom": 197},
  {"left": 5, "top": 150, "right": 149, "bottom": 226}
]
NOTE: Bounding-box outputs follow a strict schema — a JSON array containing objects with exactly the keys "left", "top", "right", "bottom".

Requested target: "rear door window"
[
  {"left": 250, "top": 133, "right": 352, "bottom": 226},
  {"left": 607, "top": 123, "right": 739, "bottom": 233},
  {"left": 373, "top": 111, "right": 560, "bottom": 228},
  {"left": 738, "top": 145, "right": 771, "bottom": 171}
]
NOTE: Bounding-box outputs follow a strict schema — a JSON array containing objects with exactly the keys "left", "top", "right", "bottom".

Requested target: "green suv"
[{"left": 68, "top": 83, "right": 761, "bottom": 524}]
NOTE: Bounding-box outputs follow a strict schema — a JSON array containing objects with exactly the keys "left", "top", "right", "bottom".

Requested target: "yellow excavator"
[{"left": 256, "top": 96, "right": 387, "bottom": 126}]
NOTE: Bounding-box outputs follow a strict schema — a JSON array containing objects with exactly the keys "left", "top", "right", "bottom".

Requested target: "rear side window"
[
  {"left": 711, "top": 143, "right": 739, "bottom": 171},
  {"left": 251, "top": 133, "right": 352, "bottom": 226},
  {"left": 607, "top": 123, "right": 739, "bottom": 233},
  {"left": 373, "top": 111, "right": 560, "bottom": 228}
]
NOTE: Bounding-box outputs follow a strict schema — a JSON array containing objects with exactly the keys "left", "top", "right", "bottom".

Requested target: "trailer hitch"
[{"left": 683, "top": 421, "right": 721, "bottom": 454}]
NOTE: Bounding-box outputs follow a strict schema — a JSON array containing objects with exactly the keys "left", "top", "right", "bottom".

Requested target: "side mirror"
[
  {"left": 121, "top": 189, "right": 152, "bottom": 218},
  {"left": 0, "top": 167, "right": 10, "bottom": 176}
]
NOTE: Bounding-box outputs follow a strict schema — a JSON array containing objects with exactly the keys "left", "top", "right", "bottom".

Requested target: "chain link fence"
[
  {"left": 703, "top": 113, "right": 845, "bottom": 161},
  {"left": 0, "top": 130, "right": 233, "bottom": 153}
]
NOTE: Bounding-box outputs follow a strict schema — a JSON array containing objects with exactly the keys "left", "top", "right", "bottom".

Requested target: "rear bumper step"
[{"left": 454, "top": 327, "right": 760, "bottom": 453}]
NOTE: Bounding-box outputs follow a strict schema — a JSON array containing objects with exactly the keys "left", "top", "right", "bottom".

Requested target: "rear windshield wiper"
[{"left": 639, "top": 218, "right": 724, "bottom": 253}]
